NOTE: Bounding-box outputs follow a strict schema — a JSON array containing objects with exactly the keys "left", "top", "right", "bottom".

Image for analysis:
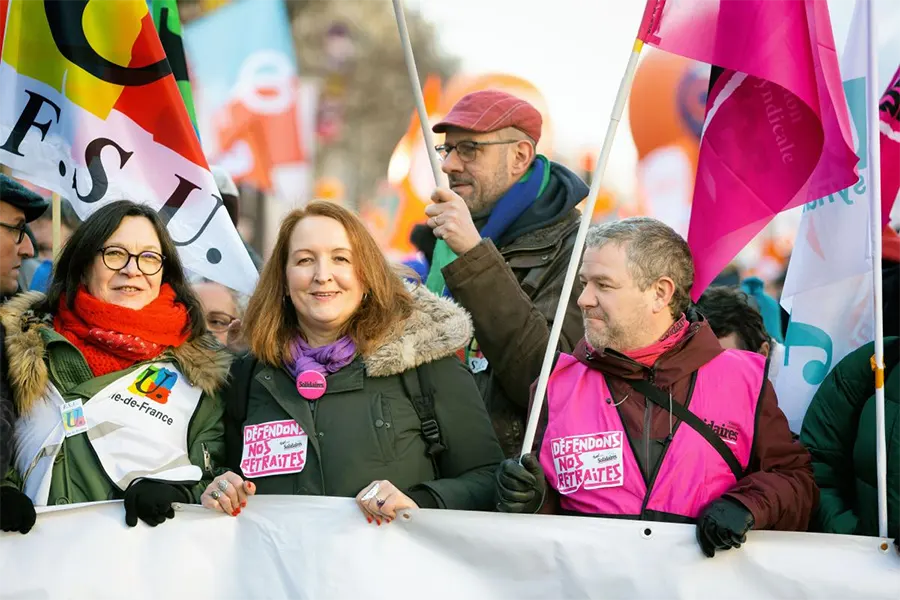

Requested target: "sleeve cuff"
[{"left": 406, "top": 485, "right": 441, "bottom": 509}]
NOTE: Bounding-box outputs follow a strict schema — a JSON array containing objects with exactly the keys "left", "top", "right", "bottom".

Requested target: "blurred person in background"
[
  {"left": 192, "top": 277, "right": 247, "bottom": 349},
  {"left": 424, "top": 90, "right": 589, "bottom": 457},
  {"left": 695, "top": 286, "right": 784, "bottom": 384},
  {"left": 202, "top": 201, "right": 503, "bottom": 522},
  {"left": 18, "top": 197, "right": 81, "bottom": 293}
]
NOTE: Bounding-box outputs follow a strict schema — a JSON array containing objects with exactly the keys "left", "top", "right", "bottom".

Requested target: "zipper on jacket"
[
  {"left": 202, "top": 443, "right": 212, "bottom": 476},
  {"left": 642, "top": 367, "right": 656, "bottom": 483}
]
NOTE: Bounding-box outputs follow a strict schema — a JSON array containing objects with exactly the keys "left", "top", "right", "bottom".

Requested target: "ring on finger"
[
  {"left": 217, "top": 479, "right": 229, "bottom": 492},
  {"left": 210, "top": 490, "right": 221, "bottom": 500},
  {"left": 376, "top": 497, "right": 386, "bottom": 508},
  {"left": 360, "top": 483, "right": 381, "bottom": 502}
]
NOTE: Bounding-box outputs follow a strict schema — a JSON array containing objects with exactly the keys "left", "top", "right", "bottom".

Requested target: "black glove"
[
  {"left": 696, "top": 497, "right": 755, "bottom": 558},
  {"left": 496, "top": 453, "right": 546, "bottom": 514},
  {"left": 123, "top": 480, "right": 186, "bottom": 527},
  {"left": 0, "top": 486, "right": 36, "bottom": 534}
]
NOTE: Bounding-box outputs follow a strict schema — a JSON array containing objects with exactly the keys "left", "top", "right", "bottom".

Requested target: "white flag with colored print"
[
  {"left": 775, "top": 0, "right": 875, "bottom": 432},
  {"left": 0, "top": 0, "right": 258, "bottom": 294}
]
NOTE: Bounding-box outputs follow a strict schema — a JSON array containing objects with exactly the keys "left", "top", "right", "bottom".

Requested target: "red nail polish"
[
  {"left": 376, "top": 519, "right": 382, "bottom": 526},
  {"left": 232, "top": 510, "right": 239, "bottom": 517},
  {"left": 242, "top": 502, "right": 247, "bottom": 508},
  {"left": 366, "top": 516, "right": 373, "bottom": 524}
]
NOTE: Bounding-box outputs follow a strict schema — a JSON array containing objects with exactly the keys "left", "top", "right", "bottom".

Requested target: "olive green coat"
[
  {"left": 1, "top": 292, "right": 230, "bottom": 506},
  {"left": 223, "top": 285, "right": 504, "bottom": 509}
]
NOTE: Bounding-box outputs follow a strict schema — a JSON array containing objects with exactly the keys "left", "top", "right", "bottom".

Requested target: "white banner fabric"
[{"left": 1, "top": 496, "right": 897, "bottom": 599}]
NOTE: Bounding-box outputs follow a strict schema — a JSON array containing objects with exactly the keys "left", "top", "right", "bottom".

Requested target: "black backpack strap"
[
  {"left": 400, "top": 363, "right": 445, "bottom": 476},
  {"left": 626, "top": 378, "right": 744, "bottom": 481}
]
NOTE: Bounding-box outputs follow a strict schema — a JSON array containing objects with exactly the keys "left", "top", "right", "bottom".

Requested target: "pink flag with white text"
[
  {"left": 881, "top": 64, "right": 900, "bottom": 221},
  {"left": 637, "top": 0, "right": 859, "bottom": 298}
]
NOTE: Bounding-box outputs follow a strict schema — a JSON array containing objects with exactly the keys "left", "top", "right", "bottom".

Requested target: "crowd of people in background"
[{"left": 0, "top": 90, "right": 897, "bottom": 557}]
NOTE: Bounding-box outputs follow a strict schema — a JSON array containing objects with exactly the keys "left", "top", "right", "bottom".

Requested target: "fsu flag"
[
  {"left": 0, "top": 0, "right": 257, "bottom": 293},
  {"left": 637, "top": 0, "right": 859, "bottom": 297}
]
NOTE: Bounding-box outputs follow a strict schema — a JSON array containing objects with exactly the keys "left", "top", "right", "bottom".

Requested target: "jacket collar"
[
  {"left": 362, "top": 283, "right": 472, "bottom": 378},
  {"left": 0, "top": 291, "right": 232, "bottom": 414}
]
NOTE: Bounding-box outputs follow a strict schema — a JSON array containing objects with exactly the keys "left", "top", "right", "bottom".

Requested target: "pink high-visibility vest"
[{"left": 539, "top": 350, "right": 764, "bottom": 519}]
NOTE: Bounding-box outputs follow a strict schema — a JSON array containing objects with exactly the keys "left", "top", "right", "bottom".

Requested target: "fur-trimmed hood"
[
  {"left": 0, "top": 292, "right": 232, "bottom": 414},
  {"left": 363, "top": 283, "right": 472, "bottom": 378}
]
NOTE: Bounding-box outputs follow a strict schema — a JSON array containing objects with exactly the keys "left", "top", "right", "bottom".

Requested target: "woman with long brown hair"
[{"left": 202, "top": 201, "right": 502, "bottom": 522}]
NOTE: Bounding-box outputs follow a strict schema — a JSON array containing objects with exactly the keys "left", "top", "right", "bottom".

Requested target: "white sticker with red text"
[
  {"left": 241, "top": 420, "right": 308, "bottom": 478},
  {"left": 551, "top": 431, "right": 624, "bottom": 495}
]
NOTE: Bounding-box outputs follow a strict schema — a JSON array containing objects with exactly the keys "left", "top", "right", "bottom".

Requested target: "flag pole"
[
  {"left": 519, "top": 39, "right": 645, "bottom": 457},
  {"left": 51, "top": 193, "right": 61, "bottom": 259},
  {"left": 864, "top": 0, "right": 888, "bottom": 540},
  {"left": 391, "top": 0, "right": 445, "bottom": 187}
]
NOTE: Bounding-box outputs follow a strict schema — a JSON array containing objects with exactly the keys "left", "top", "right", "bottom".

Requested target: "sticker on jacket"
[
  {"left": 550, "top": 431, "right": 624, "bottom": 494},
  {"left": 241, "top": 420, "right": 308, "bottom": 478}
]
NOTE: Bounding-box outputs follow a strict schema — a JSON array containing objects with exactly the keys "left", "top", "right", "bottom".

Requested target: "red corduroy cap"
[{"left": 433, "top": 90, "right": 542, "bottom": 144}]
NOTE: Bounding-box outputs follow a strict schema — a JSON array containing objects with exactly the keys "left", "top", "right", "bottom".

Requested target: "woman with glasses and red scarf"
[{"left": 0, "top": 200, "right": 230, "bottom": 534}]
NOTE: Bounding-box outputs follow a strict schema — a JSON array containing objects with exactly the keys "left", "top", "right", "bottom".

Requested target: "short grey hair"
[
  {"left": 585, "top": 217, "right": 694, "bottom": 317},
  {"left": 190, "top": 276, "right": 248, "bottom": 319}
]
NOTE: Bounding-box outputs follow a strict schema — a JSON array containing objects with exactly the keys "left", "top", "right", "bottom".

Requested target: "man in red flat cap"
[{"left": 423, "top": 89, "right": 589, "bottom": 457}]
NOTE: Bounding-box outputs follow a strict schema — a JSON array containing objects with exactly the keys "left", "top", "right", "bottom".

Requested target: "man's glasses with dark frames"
[{"left": 434, "top": 139, "right": 522, "bottom": 162}]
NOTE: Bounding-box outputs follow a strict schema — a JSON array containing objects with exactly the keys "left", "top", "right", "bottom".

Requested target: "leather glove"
[
  {"left": 496, "top": 453, "right": 546, "bottom": 514},
  {"left": 0, "top": 486, "right": 36, "bottom": 534},
  {"left": 124, "top": 480, "right": 186, "bottom": 527},
  {"left": 696, "top": 497, "right": 755, "bottom": 558}
]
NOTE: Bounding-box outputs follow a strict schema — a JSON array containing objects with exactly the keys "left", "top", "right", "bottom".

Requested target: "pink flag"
[
  {"left": 881, "top": 65, "right": 900, "bottom": 222},
  {"left": 637, "top": 0, "right": 859, "bottom": 298}
]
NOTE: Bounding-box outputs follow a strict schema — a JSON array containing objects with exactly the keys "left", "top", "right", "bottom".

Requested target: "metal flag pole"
[
  {"left": 391, "top": 0, "right": 445, "bottom": 187},
  {"left": 52, "top": 193, "right": 61, "bottom": 259},
  {"left": 519, "top": 39, "right": 644, "bottom": 457},
  {"left": 864, "top": 0, "right": 888, "bottom": 540}
]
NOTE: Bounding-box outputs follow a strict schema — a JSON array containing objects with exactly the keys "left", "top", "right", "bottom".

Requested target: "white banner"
[
  {"left": 775, "top": 0, "right": 875, "bottom": 431},
  {"left": 1, "top": 497, "right": 897, "bottom": 599}
]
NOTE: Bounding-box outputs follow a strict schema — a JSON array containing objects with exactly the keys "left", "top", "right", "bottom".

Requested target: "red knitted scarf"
[{"left": 54, "top": 285, "right": 191, "bottom": 377}]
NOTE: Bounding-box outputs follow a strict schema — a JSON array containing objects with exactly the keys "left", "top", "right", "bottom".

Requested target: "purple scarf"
[{"left": 286, "top": 335, "right": 357, "bottom": 380}]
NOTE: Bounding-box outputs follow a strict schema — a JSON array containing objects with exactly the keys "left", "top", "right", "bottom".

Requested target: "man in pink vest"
[{"left": 496, "top": 217, "right": 817, "bottom": 557}]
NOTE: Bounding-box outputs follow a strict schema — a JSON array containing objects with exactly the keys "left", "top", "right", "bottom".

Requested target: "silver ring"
[
  {"left": 210, "top": 490, "right": 221, "bottom": 500},
  {"left": 360, "top": 483, "right": 380, "bottom": 502},
  {"left": 217, "top": 479, "right": 229, "bottom": 492}
]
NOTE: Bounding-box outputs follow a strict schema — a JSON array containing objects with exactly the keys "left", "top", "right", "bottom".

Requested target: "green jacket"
[
  {"left": 223, "top": 285, "right": 504, "bottom": 510},
  {"left": 800, "top": 338, "right": 899, "bottom": 536},
  {"left": 0, "top": 292, "right": 230, "bottom": 506}
]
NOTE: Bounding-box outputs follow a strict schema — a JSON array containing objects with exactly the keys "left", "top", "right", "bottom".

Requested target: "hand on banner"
[
  {"left": 356, "top": 480, "right": 418, "bottom": 525},
  {"left": 201, "top": 472, "right": 256, "bottom": 517},
  {"left": 426, "top": 189, "right": 482, "bottom": 255},
  {"left": 496, "top": 453, "right": 546, "bottom": 514},
  {"left": 696, "top": 497, "right": 755, "bottom": 558},
  {"left": 124, "top": 480, "right": 188, "bottom": 527},
  {"left": 0, "top": 487, "right": 36, "bottom": 534}
]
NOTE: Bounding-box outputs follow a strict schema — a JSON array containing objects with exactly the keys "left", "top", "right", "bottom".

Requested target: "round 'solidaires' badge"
[{"left": 296, "top": 370, "right": 327, "bottom": 400}]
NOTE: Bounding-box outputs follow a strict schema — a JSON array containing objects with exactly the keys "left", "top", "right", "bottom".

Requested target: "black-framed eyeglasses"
[
  {"left": 205, "top": 311, "right": 237, "bottom": 333},
  {"left": 0, "top": 221, "right": 28, "bottom": 244},
  {"left": 99, "top": 246, "right": 165, "bottom": 276},
  {"left": 435, "top": 140, "right": 521, "bottom": 163}
]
